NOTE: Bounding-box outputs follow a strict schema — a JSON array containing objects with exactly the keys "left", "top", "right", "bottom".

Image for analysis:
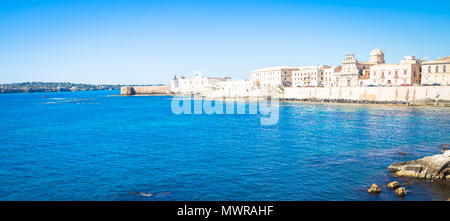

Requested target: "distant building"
[
  {"left": 217, "top": 79, "right": 253, "bottom": 97},
  {"left": 421, "top": 56, "right": 450, "bottom": 86},
  {"left": 361, "top": 56, "right": 421, "bottom": 86},
  {"left": 250, "top": 66, "right": 299, "bottom": 87},
  {"left": 170, "top": 73, "right": 229, "bottom": 95},
  {"left": 292, "top": 65, "right": 330, "bottom": 87}
]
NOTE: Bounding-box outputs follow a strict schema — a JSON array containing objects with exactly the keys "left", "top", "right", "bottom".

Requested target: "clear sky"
[{"left": 1, "top": 0, "right": 449, "bottom": 85}]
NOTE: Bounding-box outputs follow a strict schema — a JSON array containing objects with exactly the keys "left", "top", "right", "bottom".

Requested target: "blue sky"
[{"left": 1, "top": 0, "right": 449, "bottom": 84}]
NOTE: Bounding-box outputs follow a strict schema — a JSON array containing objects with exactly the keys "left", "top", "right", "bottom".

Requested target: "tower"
[
  {"left": 170, "top": 75, "right": 179, "bottom": 92},
  {"left": 369, "top": 48, "right": 385, "bottom": 64}
]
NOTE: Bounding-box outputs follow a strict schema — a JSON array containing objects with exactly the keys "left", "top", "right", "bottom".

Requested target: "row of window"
[
  {"left": 293, "top": 77, "right": 323, "bottom": 81},
  {"left": 252, "top": 71, "right": 289, "bottom": 76},
  {"left": 293, "top": 72, "right": 322, "bottom": 76},
  {"left": 373, "top": 70, "right": 408, "bottom": 77},
  {"left": 426, "top": 65, "right": 447, "bottom": 73},
  {"left": 372, "top": 79, "right": 408, "bottom": 85}
]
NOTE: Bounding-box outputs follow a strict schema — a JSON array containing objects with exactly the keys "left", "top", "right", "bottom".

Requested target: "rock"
[
  {"left": 397, "top": 152, "right": 407, "bottom": 155},
  {"left": 138, "top": 192, "right": 153, "bottom": 197},
  {"left": 388, "top": 151, "right": 450, "bottom": 181},
  {"left": 368, "top": 184, "right": 381, "bottom": 194},
  {"left": 394, "top": 187, "right": 407, "bottom": 197},
  {"left": 386, "top": 181, "right": 400, "bottom": 189},
  {"left": 441, "top": 146, "right": 448, "bottom": 150}
]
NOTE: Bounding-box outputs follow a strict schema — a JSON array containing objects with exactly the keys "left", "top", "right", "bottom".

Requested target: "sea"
[{"left": 0, "top": 90, "right": 449, "bottom": 201}]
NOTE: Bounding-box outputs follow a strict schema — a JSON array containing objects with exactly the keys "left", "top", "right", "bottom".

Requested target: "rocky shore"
[
  {"left": 281, "top": 98, "right": 410, "bottom": 105},
  {"left": 388, "top": 150, "right": 450, "bottom": 181}
]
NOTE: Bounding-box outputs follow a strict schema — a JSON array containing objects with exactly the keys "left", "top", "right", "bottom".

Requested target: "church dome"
[{"left": 370, "top": 48, "right": 384, "bottom": 56}]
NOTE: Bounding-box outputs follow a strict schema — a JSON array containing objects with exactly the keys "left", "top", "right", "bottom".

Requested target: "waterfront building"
[
  {"left": 421, "top": 56, "right": 450, "bottom": 86},
  {"left": 336, "top": 48, "right": 384, "bottom": 87},
  {"left": 216, "top": 79, "right": 253, "bottom": 97},
  {"left": 361, "top": 56, "right": 421, "bottom": 86},
  {"left": 323, "top": 66, "right": 342, "bottom": 87},
  {"left": 292, "top": 65, "right": 330, "bottom": 87},
  {"left": 250, "top": 66, "right": 299, "bottom": 87},
  {"left": 170, "top": 73, "right": 229, "bottom": 95}
]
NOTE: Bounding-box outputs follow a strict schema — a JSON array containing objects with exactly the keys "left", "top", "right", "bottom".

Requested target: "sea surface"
[{"left": 0, "top": 90, "right": 449, "bottom": 201}]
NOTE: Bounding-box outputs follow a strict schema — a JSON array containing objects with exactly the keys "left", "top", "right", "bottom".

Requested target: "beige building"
[
  {"left": 421, "top": 56, "right": 450, "bottom": 86},
  {"left": 336, "top": 48, "right": 385, "bottom": 87},
  {"left": 361, "top": 56, "right": 421, "bottom": 86},
  {"left": 250, "top": 66, "right": 299, "bottom": 87},
  {"left": 292, "top": 65, "right": 330, "bottom": 87},
  {"left": 323, "top": 66, "right": 342, "bottom": 87}
]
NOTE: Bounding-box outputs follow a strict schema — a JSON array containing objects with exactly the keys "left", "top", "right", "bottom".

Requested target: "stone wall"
[
  {"left": 283, "top": 86, "right": 450, "bottom": 106},
  {"left": 120, "top": 86, "right": 171, "bottom": 95}
]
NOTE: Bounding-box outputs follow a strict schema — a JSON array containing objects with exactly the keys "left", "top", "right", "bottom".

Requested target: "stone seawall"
[
  {"left": 121, "top": 85, "right": 450, "bottom": 106},
  {"left": 283, "top": 86, "right": 450, "bottom": 106},
  {"left": 120, "top": 86, "right": 171, "bottom": 96}
]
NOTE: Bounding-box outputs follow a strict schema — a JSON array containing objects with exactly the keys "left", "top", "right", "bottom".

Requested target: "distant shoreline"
[
  {"left": 0, "top": 82, "right": 165, "bottom": 94},
  {"left": 0, "top": 89, "right": 120, "bottom": 94}
]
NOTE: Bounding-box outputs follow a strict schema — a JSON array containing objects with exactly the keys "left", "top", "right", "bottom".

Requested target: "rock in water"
[
  {"left": 388, "top": 151, "right": 450, "bottom": 181},
  {"left": 368, "top": 184, "right": 381, "bottom": 194},
  {"left": 394, "top": 187, "right": 407, "bottom": 197},
  {"left": 386, "top": 181, "right": 400, "bottom": 189}
]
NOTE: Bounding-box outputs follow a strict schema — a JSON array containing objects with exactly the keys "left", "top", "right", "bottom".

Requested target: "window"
[
  {"left": 428, "top": 66, "right": 431, "bottom": 73},
  {"left": 436, "top": 66, "right": 439, "bottom": 73},
  {"left": 444, "top": 65, "right": 447, "bottom": 73}
]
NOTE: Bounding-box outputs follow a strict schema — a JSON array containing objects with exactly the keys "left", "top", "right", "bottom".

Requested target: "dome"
[{"left": 370, "top": 48, "right": 383, "bottom": 56}]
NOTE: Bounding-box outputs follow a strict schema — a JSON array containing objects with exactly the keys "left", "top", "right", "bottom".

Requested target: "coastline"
[
  {"left": 280, "top": 98, "right": 450, "bottom": 107},
  {"left": 120, "top": 85, "right": 450, "bottom": 107}
]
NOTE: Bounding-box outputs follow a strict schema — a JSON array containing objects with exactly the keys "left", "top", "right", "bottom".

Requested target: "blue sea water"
[{"left": 0, "top": 90, "right": 449, "bottom": 201}]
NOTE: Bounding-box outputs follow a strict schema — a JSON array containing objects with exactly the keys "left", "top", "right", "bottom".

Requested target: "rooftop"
[
  {"left": 251, "top": 66, "right": 300, "bottom": 72},
  {"left": 423, "top": 56, "right": 450, "bottom": 64}
]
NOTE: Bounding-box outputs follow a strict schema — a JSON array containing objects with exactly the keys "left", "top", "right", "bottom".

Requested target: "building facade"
[
  {"left": 361, "top": 56, "right": 421, "bottom": 86},
  {"left": 323, "top": 66, "right": 342, "bottom": 87},
  {"left": 216, "top": 79, "right": 253, "bottom": 97},
  {"left": 170, "top": 73, "right": 229, "bottom": 95},
  {"left": 336, "top": 48, "right": 385, "bottom": 87},
  {"left": 421, "top": 56, "right": 450, "bottom": 86},
  {"left": 250, "top": 66, "right": 299, "bottom": 87},
  {"left": 292, "top": 65, "right": 329, "bottom": 87}
]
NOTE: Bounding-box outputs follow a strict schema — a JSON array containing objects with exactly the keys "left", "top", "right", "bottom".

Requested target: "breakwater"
[{"left": 120, "top": 86, "right": 171, "bottom": 95}]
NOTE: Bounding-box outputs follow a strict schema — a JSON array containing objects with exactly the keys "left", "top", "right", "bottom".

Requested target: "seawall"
[
  {"left": 283, "top": 86, "right": 450, "bottom": 106},
  {"left": 120, "top": 86, "right": 171, "bottom": 96},
  {"left": 121, "top": 85, "right": 450, "bottom": 106}
]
